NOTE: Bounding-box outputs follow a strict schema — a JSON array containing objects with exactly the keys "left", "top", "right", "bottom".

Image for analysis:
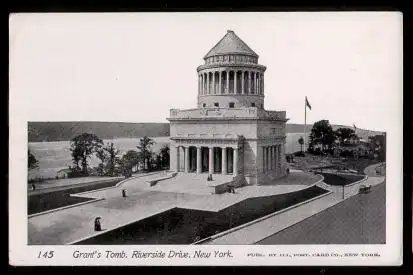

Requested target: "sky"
[{"left": 9, "top": 12, "right": 402, "bottom": 131}]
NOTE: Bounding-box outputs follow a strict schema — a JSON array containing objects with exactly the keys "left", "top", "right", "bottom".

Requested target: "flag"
[{"left": 305, "top": 96, "right": 312, "bottom": 110}]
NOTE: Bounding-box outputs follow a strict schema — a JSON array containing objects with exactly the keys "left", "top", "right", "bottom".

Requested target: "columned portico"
[{"left": 171, "top": 138, "right": 242, "bottom": 176}]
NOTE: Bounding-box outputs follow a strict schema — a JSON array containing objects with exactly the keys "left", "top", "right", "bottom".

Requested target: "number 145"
[{"left": 37, "top": 251, "right": 54, "bottom": 258}]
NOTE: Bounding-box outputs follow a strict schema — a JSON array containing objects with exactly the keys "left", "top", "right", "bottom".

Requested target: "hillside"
[
  {"left": 287, "top": 123, "right": 385, "bottom": 141},
  {"left": 28, "top": 122, "right": 384, "bottom": 142},
  {"left": 28, "top": 122, "right": 170, "bottom": 142}
]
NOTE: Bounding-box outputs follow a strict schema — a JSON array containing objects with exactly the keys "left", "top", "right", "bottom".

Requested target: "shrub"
[
  {"left": 67, "top": 167, "right": 88, "bottom": 178},
  {"left": 293, "top": 151, "right": 305, "bottom": 157},
  {"left": 340, "top": 150, "right": 353, "bottom": 158}
]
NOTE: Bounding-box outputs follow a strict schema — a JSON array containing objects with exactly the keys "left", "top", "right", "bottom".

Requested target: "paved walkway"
[
  {"left": 203, "top": 163, "right": 385, "bottom": 244},
  {"left": 364, "top": 162, "right": 386, "bottom": 177},
  {"left": 28, "top": 172, "right": 320, "bottom": 245},
  {"left": 28, "top": 176, "right": 123, "bottom": 193}
]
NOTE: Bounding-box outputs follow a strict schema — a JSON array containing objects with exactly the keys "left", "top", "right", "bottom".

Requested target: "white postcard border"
[{"left": 9, "top": 12, "right": 403, "bottom": 266}]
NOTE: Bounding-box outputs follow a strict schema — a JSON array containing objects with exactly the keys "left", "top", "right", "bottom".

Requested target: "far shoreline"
[{"left": 28, "top": 136, "right": 171, "bottom": 144}]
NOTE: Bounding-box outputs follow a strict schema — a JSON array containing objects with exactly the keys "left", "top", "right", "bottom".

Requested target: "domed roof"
[{"left": 204, "top": 30, "right": 258, "bottom": 59}]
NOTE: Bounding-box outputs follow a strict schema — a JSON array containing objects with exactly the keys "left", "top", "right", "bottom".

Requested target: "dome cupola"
[{"left": 197, "top": 30, "right": 267, "bottom": 109}]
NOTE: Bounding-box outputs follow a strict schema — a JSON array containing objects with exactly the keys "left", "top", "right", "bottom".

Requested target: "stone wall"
[
  {"left": 257, "top": 120, "right": 286, "bottom": 137},
  {"left": 170, "top": 120, "right": 258, "bottom": 139}
]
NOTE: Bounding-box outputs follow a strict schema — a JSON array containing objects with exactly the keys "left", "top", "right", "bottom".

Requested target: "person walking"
[{"left": 94, "top": 217, "right": 102, "bottom": 231}]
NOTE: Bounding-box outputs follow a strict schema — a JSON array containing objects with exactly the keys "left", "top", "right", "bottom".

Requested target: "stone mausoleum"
[{"left": 168, "top": 30, "right": 288, "bottom": 185}]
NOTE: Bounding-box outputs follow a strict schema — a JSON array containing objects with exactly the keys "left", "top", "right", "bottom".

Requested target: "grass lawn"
[
  {"left": 341, "top": 158, "right": 380, "bottom": 173},
  {"left": 28, "top": 179, "right": 122, "bottom": 215},
  {"left": 291, "top": 154, "right": 379, "bottom": 174},
  {"left": 319, "top": 173, "right": 365, "bottom": 186}
]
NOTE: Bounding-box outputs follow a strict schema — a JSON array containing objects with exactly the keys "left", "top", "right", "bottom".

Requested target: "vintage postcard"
[{"left": 9, "top": 12, "right": 403, "bottom": 266}]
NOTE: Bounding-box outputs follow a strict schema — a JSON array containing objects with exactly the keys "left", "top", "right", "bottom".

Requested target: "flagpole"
[{"left": 304, "top": 97, "right": 307, "bottom": 152}]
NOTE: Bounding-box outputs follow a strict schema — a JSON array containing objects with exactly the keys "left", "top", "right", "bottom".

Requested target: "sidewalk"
[
  {"left": 28, "top": 176, "right": 124, "bottom": 196},
  {"left": 204, "top": 163, "right": 385, "bottom": 244}
]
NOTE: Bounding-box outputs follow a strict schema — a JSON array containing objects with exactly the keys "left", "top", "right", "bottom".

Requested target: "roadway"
[{"left": 256, "top": 181, "right": 385, "bottom": 244}]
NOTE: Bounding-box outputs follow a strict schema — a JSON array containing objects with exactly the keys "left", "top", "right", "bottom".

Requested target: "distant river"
[{"left": 28, "top": 133, "right": 309, "bottom": 180}]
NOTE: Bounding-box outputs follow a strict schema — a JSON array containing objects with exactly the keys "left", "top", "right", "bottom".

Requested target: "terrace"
[{"left": 168, "top": 107, "right": 287, "bottom": 121}]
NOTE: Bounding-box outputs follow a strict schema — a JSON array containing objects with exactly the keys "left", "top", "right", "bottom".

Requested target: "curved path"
[{"left": 364, "top": 162, "right": 386, "bottom": 177}]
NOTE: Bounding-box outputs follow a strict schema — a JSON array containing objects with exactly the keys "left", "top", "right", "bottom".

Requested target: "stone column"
[
  {"left": 276, "top": 145, "right": 280, "bottom": 173},
  {"left": 202, "top": 74, "right": 204, "bottom": 95},
  {"left": 261, "top": 73, "right": 264, "bottom": 95},
  {"left": 221, "top": 147, "right": 227, "bottom": 175},
  {"left": 234, "top": 70, "right": 237, "bottom": 94},
  {"left": 250, "top": 72, "right": 254, "bottom": 94},
  {"left": 255, "top": 72, "right": 258, "bottom": 94},
  {"left": 196, "top": 147, "right": 202, "bottom": 174},
  {"left": 263, "top": 146, "right": 266, "bottom": 172},
  {"left": 226, "top": 70, "right": 230, "bottom": 94},
  {"left": 241, "top": 71, "right": 245, "bottom": 94},
  {"left": 198, "top": 74, "right": 200, "bottom": 95},
  {"left": 248, "top": 71, "right": 251, "bottom": 94},
  {"left": 280, "top": 144, "right": 284, "bottom": 174},
  {"left": 273, "top": 146, "right": 276, "bottom": 170},
  {"left": 212, "top": 71, "right": 215, "bottom": 94},
  {"left": 219, "top": 70, "right": 222, "bottom": 94},
  {"left": 233, "top": 147, "right": 238, "bottom": 176},
  {"left": 208, "top": 147, "right": 214, "bottom": 175},
  {"left": 176, "top": 146, "right": 180, "bottom": 172},
  {"left": 257, "top": 73, "right": 260, "bottom": 96},
  {"left": 268, "top": 146, "right": 274, "bottom": 171},
  {"left": 207, "top": 72, "right": 210, "bottom": 94},
  {"left": 184, "top": 146, "right": 190, "bottom": 173}
]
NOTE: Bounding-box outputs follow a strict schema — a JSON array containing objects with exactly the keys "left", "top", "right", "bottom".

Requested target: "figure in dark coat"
[{"left": 94, "top": 217, "right": 102, "bottom": 231}]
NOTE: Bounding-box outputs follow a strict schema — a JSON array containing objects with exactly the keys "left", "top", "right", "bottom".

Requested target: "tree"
[
  {"left": 159, "top": 145, "right": 170, "bottom": 169},
  {"left": 155, "top": 154, "right": 162, "bottom": 170},
  {"left": 28, "top": 149, "right": 38, "bottom": 170},
  {"left": 309, "top": 120, "right": 336, "bottom": 152},
  {"left": 137, "top": 136, "right": 155, "bottom": 171},
  {"left": 298, "top": 137, "right": 304, "bottom": 153},
  {"left": 117, "top": 156, "right": 132, "bottom": 178},
  {"left": 95, "top": 148, "right": 107, "bottom": 175},
  {"left": 70, "top": 133, "right": 103, "bottom": 174},
  {"left": 123, "top": 150, "right": 139, "bottom": 172},
  {"left": 103, "top": 142, "right": 119, "bottom": 176},
  {"left": 335, "top": 127, "right": 356, "bottom": 145}
]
